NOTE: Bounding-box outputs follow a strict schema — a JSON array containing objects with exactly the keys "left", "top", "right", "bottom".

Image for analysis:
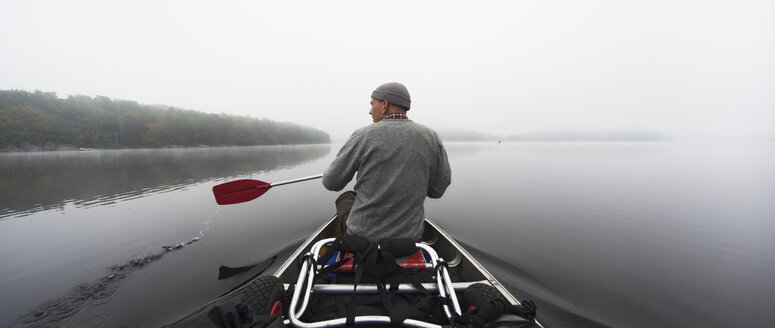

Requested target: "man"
[{"left": 322, "top": 82, "right": 451, "bottom": 242}]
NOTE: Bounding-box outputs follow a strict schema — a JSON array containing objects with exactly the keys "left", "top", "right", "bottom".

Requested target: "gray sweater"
[{"left": 322, "top": 119, "right": 451, "bottom": 241}]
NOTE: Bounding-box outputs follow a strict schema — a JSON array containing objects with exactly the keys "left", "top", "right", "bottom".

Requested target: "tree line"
[{"left": 0, "top": 90, "right": 330, "bottom": 151}]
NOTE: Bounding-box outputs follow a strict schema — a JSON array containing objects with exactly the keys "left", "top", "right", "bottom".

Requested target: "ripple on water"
[{"left": 9, "top": 236, "right": 201, "bottom": 328}]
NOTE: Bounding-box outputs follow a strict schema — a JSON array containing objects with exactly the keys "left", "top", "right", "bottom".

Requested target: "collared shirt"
[{"left": 384, "top": 113, "right": 408, "bottom": 120}]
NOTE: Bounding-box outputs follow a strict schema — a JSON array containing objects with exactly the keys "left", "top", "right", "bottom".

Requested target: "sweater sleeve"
[
  {"left": 322, "top": 132, "right": 361, "bottom": 191},
  {"left": 427, "top": 138, "right": 451, "bottom": 198}
]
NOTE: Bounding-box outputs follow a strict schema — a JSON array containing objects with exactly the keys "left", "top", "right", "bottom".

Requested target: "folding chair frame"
[{"left": 286, "top": 238, "right": 462, "bottom": 328}]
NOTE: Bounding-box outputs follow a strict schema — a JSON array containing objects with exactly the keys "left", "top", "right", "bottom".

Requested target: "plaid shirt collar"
[{"left": 383, "top": 113, "right": 408, "bottom": 120}]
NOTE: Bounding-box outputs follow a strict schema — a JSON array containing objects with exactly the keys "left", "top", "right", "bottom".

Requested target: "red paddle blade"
[{"left": 212, "top": 179, "right": 272, "bottom": 205}]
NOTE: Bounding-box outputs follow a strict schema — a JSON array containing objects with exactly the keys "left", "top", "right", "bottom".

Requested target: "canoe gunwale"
[
  {"left": 273, "top": 215, "right": 337, "bottom": 278},
  {"left": 423, "top": 218, "right": 521, "bottom": 306}
]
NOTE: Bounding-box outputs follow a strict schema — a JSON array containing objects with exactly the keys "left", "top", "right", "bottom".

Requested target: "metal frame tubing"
[{"left": 288, "top": 239, "right": 453, "bottom": 328}]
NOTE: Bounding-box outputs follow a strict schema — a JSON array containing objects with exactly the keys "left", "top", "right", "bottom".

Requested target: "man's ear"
[{"left": 381, "top": 100, "right": 389, "bottom": 114}]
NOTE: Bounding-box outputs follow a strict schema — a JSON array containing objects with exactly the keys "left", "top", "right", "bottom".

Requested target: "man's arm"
[
  {"left": 427, "top": 141, "right": 451, "bottom": 198},
  {"left": 322, "top": 133, "right": 361, "bottom": 191}
]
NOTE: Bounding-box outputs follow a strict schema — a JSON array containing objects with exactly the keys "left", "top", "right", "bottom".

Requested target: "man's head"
[{"left": 369, "top": 82, "right": 411, "bottom": 122}]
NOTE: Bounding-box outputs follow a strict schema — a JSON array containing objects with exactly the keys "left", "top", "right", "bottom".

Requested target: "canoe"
[{"left": 170, "top": 215, "right": 542, "bottom": 327}]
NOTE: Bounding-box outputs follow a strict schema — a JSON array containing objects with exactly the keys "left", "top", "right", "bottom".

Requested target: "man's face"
[{"left": 369, "top": 98, "right": 388, "bottom": 123}]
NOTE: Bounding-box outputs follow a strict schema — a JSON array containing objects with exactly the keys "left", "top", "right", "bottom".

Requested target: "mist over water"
[
  {"left": 0, "top": 145, "right": 334, "bottom": 327},
  {"left": 0, "top": 146, "right": 331, "bottom": 219},
  {"left": 1, "top": 141, "right": 773, "bottom": 327},
  {"left": 428, "top": 141, "right": 775, "bottom": 327}
]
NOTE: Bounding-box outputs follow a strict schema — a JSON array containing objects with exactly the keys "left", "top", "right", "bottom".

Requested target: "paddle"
[{"left": 212, "top": 174, "right": 323, "bottom": 205}]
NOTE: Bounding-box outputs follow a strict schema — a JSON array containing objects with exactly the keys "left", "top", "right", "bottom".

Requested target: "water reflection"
[
  {"left": 0, "top": 145, "right": 330, "bottom": 219},
  {"left": 9, "top": 239, "right": 276, "bottom": 328},
  {"left": 3, "top": 141, "right": 773, "bottom": 328}
]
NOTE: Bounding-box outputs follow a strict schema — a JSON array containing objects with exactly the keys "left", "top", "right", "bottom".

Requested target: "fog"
[{"left": 1, "top": 0, "right": 773, "bottom": 141}]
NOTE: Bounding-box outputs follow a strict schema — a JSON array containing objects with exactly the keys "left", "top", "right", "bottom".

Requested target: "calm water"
[{"left": 1, "top": 142, "right": 773, "bottom": 327}]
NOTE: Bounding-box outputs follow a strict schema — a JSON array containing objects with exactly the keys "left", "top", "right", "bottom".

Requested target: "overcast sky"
[{"left": 1, "top": 0, "right": 773, "bottom": 140}]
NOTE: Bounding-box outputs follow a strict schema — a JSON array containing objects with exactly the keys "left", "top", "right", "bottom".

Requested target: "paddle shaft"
[{"left": 270, "top": 174, "right": 323, "bottom": 188}]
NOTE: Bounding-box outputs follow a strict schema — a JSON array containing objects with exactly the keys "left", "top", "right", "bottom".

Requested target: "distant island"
[
  {"left": 0, "top": 90, "right": 330, "bottom": 152},
  {"left": 504, "top": 130, "right": 673, "bottom": 142},
  {"left": 434, "top": 128, "right": 671, "bottom": 142}
]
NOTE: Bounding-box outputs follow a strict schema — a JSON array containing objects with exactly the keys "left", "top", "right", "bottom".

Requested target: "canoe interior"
[
  {"left": 168, "top": 215, "right": 530, "bottom": 327},
  {"left": 274, "top": 215, "right": 519, "bottom": 305}
]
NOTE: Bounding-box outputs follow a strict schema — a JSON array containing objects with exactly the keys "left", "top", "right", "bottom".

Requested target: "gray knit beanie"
[{"left": 371, "top": 82, "right": 411, "bottom": 110}]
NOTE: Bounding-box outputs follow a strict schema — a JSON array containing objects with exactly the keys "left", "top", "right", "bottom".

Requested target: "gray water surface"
[{"left": 1, "top": 141, "right": 773, "bottom": 327}]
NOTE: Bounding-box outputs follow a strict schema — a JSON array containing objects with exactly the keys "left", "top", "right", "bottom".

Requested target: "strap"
[
  {"left": 376, "top": 276, "right": 405, "bottom": 326},
  {"left": 314, "top": 236, "right": 375, "bottom": 283},
  {"left": 308, "top": 234, "right": 450, "bottom": 326}
]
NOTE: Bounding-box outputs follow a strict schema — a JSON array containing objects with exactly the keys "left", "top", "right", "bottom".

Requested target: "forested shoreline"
[{"left": 0, "top": 90, "right": 330, "bottom": 151}]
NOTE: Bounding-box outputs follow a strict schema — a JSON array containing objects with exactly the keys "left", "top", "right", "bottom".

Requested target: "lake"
[{"left": 1, "top": 141, "right": 773, "bottom": 328}]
